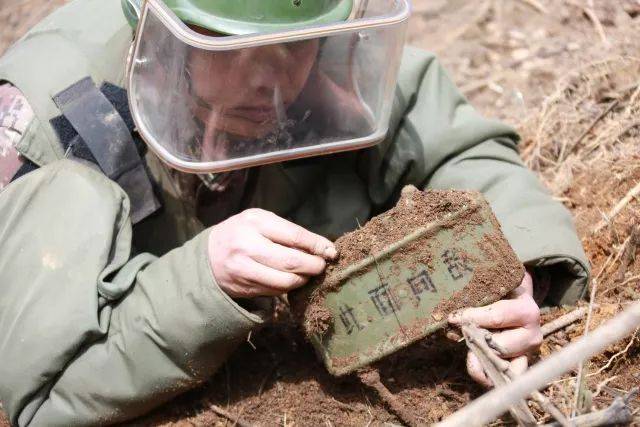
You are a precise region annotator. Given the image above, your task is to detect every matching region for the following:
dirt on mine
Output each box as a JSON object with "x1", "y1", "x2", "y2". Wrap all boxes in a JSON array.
[
  {"x1": 1, "y1": 0, "x2": 640, "y2": 426},
  {"x1": 290, "y1": 187, "x2": 524, "y2": 340}
]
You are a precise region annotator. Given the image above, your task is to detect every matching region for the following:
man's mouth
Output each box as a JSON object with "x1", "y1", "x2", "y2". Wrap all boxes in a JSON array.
[{"x1": 227, "y1": 106, "x2": 279, "y2": 124}]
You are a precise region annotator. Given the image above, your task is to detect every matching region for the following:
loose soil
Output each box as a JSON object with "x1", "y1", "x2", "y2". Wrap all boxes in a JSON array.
[{"x1": 1, "y1": 0, "x2": 639, "y2": 426}]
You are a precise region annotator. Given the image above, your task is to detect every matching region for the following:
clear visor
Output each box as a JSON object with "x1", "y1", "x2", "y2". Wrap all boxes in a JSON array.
[{"x1": 128, "y1": 0, "x2": 410, "y2": 173}]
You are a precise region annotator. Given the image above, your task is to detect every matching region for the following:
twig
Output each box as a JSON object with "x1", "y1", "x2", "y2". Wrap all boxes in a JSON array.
[
  {"x1": 592, "y1": 376, "x2": 619, "y2": 399},
  {"x1": 602, "y1": 236, "x2": 632, "y2": 281},
  {"x1": 617, "y1": 226, "x2": 640, "y2": 281},
  {"x1": 626, "y1": 80, "x2": 640, "y2": 112},
  {"x1": 587, "y1": 329, "x2": 639, "y2": 378},
  {"x1": 541, "y1": 388, "x2": 637, "y2": 427},
  {"x1": 434, "y1": 302, "x2": 640, "y2": 427},
  {"x1": 460, "y1": 73, "x2": 508, "y2": 95},
  {"x1": 594, "y1": 181, "x2": 640, "y2": 233},
  {"x1": 246, "y1": 331, "x2": 256, "y2": 350},
  {"x1": 209, "y1": 404, "x2": 253, "y2": 427},
  {"x1": 257, "y1": 363, "x2": 279, "y2": 396},
  {"x1": 542, "y1": 307, "x2": 588, "y2": 337},
  {"x1": 516, "y1": 0, "x2": 548, "y2": 14},
  {"x1": 603, "y1": 274, "x2": 640, "y2": 296},
  {"x1": 614, "y1": 121, "x2": 640, "y2": 141},
  {"x1": 595, "y1": 254, "x2": 614, "y2": 282},
  {"x1": 583, "y1": 6, "x2": 608, "y2": 44},
  {"x1": 440, "y1": 0, "x2": 492, "y2": 50},
  {"x1": 572, "y1": 281, "x2": 599, "y2": 417},
  {"x1": 463, "y1": 324, "x2": 569, "y2": 426},
  {"x1": 358, "y1": 369, "x2": 420, "y2": 427},
  {"x1": 566, "y1": 99, "x2": 620, "y2": 158},
  {"x1": 565, "y1": 0, "x2": 608, "y2": 44},
  {"x1": 462, "y1": 326, "x2": 538, "y2": 426}
]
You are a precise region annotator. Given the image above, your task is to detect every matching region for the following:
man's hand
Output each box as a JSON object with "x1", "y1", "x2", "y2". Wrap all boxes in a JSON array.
[
  {"x1": 208, "y1": 208, "x2": 337, "y2": 298},
  {"x1": 448, "y1": 270, "x2": 542, "y2": 387}
]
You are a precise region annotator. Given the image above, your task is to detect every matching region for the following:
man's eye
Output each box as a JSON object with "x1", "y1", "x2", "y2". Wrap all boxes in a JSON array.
[{"x1": 286, "y1": 40, "x2": 314, "y2": 51}]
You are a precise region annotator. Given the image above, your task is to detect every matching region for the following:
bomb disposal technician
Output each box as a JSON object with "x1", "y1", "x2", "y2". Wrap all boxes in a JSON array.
[{"x1": 0, "y1": 0, "x2": 590, "y2": 425}]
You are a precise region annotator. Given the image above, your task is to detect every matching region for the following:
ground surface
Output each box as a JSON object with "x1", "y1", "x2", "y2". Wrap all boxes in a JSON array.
[{"x1": 1, "y1": 0, "x2": 639, "y2": 426}]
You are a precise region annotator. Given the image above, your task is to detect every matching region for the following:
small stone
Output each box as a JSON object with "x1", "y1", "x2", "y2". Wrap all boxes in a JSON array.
[{"x1": 401, "y1": 185, "x2": 418, "y2": 195}]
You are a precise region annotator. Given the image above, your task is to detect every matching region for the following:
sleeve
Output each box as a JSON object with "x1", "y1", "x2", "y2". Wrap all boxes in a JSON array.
[
  {"x1": 359, "y1": 47, "x2": 590, "y2": 306},
  {"x1": 0, "y1": 159, "x2": 264, "y2": 427}
]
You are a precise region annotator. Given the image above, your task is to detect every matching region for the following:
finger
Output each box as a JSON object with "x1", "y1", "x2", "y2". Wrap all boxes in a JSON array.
[
  {"x1": 448, "y1": 297, "x2": 540, "y2": 329},
  {"x1": 467, "y1": 351, "x2": 492, "y2": 388},
  {"x1": 509, "y1": 270, "x2": 534, "y2": 299},
  {"x1": 509, "y1": 355, "x2": 529, "y2": 377},
  {"x1": 222, "y1": 279, "x2": 286, "y2": 299},
  {"x1": 446, "y1": 330, "x2": 463, "y2": 342},
  {"x1": 488, "y1": 327, "x2": 543, "y2": 358},
  {"x1": 249, "y1": 234, "x2": 327, "y2": 275},
  {"x1": 238, "y1": 257, "x2": 308, "y2": 293},
  {"x1": 246, "y1": 209, "x2": 337, "y2": 259}
]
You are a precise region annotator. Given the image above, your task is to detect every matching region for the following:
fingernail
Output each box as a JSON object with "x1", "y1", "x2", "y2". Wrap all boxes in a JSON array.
[
  {"x1": 446, "y1": 331, "x2": 463, "y2": 342},
  {"x1": 448, "y1": 311, "x2": 462, "y2": 324},
  {"x1": 324, "y1": 246, "x2": 338, "y2": 260}
]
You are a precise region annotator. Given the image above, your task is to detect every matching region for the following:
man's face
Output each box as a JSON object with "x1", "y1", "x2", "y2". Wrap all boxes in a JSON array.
[{"x1": 187, "y1": 26, "x2": 320, "y2": 148}]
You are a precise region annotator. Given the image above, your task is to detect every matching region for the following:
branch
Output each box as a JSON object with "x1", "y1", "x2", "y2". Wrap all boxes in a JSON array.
[
  {"x1": 435, "y1": 302, "x2": 640, "y2": 427},
  {"x1": 463, "y1": 324, "x2": 569, "y2": 427},
  {"x1": 358, "y1": 369, "x2": 421, "y2": 427},
  {"x1": 566, "y1": 0, "x2": 608, "y2": 44},
  {"x1": 517, "y1": 0, "x2": 549, "y2": 14},
  {"x1": 542, "y1": 388, "x2": 637, "y2": 427},
  {"x1": 209, "y1": 404, "x2": 253, "y2": 427},
  {"x1": 594, "y1": 180, "x2": 640, "y2": 233},
  {"x1": 542, "y1": 307, "x2": 588, "y2": 337}
]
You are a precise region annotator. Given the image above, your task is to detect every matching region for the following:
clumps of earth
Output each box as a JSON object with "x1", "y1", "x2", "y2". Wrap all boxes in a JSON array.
[{"x1": 290, "y1": 186, "x2": 525, "y2": 341}]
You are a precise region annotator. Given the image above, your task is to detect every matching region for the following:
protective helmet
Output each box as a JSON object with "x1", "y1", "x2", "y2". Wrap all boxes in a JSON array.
[
  {"x1": 125, "y1": 0, "x2": 411, "y2": 173},
  {"x1": 123, "y1": 0, "x2": 355, "y2": 35}
]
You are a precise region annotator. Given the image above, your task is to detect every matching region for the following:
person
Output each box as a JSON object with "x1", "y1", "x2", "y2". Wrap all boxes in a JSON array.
[{"x1": 0, "y1": 0, "x2": 590, "y2": 425}]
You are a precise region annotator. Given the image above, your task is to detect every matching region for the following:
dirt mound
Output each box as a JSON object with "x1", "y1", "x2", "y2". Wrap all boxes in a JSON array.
[{"x1": 140, "y1": 317, "x2": 482, "y2": 426}]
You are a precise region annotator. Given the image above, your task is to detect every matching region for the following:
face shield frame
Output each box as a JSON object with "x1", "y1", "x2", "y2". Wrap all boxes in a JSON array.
[{"x1": 127, "y1": 0, "x2": 411, "y2": 174}]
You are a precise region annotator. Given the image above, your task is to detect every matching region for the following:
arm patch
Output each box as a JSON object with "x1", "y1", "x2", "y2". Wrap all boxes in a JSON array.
[{"x1": 0, "y1": 83, "x2": 34, "y2": 189}]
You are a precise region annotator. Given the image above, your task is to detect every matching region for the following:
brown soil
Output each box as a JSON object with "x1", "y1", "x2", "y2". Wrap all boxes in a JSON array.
[
  {"x1": 318, "y1": 187, "x2": 475, "y2": 273},
  {"x1": 1, "y1": 1, "x2": 640, "y2": 426}
]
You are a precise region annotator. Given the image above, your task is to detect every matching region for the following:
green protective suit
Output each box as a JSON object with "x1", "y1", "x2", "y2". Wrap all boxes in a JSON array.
[{"x1": 0, "y1": 0, "x2": 590, "y2": 425}]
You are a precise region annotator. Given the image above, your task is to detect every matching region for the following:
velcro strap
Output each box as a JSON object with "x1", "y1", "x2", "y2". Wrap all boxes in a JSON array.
[{"x1": 53, "y1": 77, "x2": 160, "y2": 223}]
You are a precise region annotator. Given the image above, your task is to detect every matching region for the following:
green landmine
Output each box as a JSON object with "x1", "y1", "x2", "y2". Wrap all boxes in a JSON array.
[{"x1": 290, "y1": 186, "x2": 525, "y2": 376}]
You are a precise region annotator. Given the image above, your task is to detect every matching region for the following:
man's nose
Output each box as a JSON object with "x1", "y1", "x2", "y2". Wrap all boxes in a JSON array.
[{"x1": 243, "y1": 45, "x2": 293, "y2": 92}]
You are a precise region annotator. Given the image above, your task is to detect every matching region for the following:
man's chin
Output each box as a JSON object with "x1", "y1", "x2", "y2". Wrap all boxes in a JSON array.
[
  {"x1": 201, "y1": 119, "x2": 281, "y2": 161},
  {"x1": 214, "y1": 117, "x2": 278, "y2": 140}
]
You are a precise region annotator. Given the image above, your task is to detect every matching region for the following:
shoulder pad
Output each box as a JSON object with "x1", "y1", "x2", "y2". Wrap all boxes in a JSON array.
[{"x1": 0, "y1": 83, "x2": 33, "y2": 189}]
